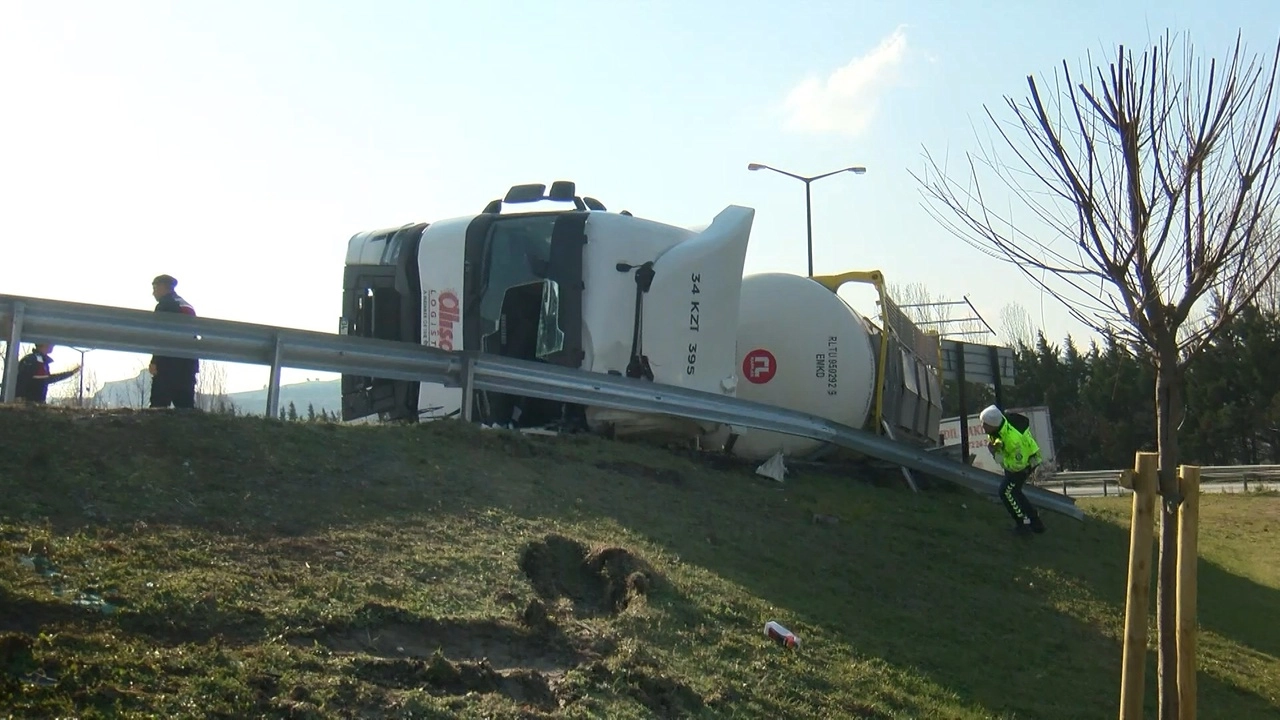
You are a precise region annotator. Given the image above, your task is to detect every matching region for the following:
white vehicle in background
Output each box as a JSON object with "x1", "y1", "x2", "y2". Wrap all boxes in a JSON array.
[
  {"x1": 939, "y1": 405, "x2": 1058, "y2": 477},
  {"x1": 339, "y1": 181, "x2": 945, "y2": 461}
]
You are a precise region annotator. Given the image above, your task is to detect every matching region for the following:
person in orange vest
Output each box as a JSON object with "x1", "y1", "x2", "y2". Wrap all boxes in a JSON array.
[{"x1": 14, "y1": 343, "x2": 80, "y2": 403}]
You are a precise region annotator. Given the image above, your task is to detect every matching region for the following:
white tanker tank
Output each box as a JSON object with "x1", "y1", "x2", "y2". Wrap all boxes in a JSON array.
[{"x1": 703, "y1": 273, "x2": 881, "y2": 459}]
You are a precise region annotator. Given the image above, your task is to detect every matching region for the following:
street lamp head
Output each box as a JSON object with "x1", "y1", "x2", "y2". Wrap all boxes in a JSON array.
[
  {"x1": 849, "y1": 166, "x2": 867, "y2": 175},
  {"x1": 747, "y1": 163, "x2": 765, "y2": 171}
]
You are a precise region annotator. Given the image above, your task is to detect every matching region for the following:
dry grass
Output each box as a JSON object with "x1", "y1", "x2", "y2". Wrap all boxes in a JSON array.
[{"x1": 1, "y1": 405, "x2": 1276, "y2": 718}]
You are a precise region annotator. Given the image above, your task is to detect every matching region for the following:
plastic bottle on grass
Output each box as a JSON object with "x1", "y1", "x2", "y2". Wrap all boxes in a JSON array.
[{"x1": 764, "y1": 621, "x2": 799, "y2": 647}]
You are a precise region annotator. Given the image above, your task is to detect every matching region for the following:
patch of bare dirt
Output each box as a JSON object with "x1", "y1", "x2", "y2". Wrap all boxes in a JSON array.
[
  {"x1": 261, "y1": 535, "x2": 341, "y2": 559},
  {"x1": 567, "y1": 660, "x2": 704, "y2": 720},
  {"x1": 115, "y1": 599, "x2": 269, "y2": 647},
  {"x1": 519, "y1": 534, "x2": 655, "y2": 616},
  {"x1": 594, "y1": 460, "x2": 685, "y2": 486},
  {"x1": 0, "y1": 593, "x2": 88, "y2": 637},
  {"x1": 295, "y1": 601, "x2": 580, "y2": 714},
  {"x1": 351, "y1": 653, "x2": 559, "y2": 711},
  {"x1": 299, "y1": 603, "x2": 582, "y2": 674},
  {"x1": 841, "y1": 701, "x2": 896, "y2": 718}
]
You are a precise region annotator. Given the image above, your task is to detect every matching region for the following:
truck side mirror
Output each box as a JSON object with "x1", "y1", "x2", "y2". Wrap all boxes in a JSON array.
[{"x1": 548, "y1": 181, "x2": 576, "y2": 201}]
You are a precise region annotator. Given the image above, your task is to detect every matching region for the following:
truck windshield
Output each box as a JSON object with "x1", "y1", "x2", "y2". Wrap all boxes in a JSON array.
[{"x1": 477, "y1": 214, "x2": 558, "y2": 342}]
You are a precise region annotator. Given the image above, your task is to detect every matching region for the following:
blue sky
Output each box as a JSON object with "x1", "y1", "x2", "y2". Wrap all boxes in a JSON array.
[{"x1": 2, "y1": 0, "x2": 1276, "y2": 394}]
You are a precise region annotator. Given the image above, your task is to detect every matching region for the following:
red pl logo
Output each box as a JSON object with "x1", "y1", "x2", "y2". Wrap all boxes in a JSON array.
[{"x1": 743, "y1": 348, "x2": 777, "y2": 384}]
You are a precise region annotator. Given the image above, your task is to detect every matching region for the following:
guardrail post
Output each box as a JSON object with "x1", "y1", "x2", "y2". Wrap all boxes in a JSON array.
[
  {"x1": 955, "y1": 341, "x2": 970, "y2": 466},
  {"x1": 2, "y1": 301, "x2": 25, "y2": 403},
  {"x1": 460, "y1": 353, "x2": 476, "y2": 423},
  {"x1": 1177, "y1": 465, "x2": 1201, "y2": 720},
  {"x1": 1119, "y1": 451, "x2": 1159, "y2": 720},
  {"x1": 266, "y1": 335, "x2": 283, "y2": 419}
]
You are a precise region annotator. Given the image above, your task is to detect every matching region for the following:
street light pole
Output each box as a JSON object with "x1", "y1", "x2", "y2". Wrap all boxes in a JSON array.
[
  {"x1": 804, "y1": 180, "x2": 815, "y2": 279},
  {"x1": 69, "y1": 346, "x2": 91, "y2": 406},
  {"x1": 747, "y1": 162, "x2": 867, "y2": 278}
]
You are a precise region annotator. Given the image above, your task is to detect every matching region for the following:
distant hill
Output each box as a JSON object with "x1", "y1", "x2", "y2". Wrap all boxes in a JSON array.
[
  {"x1": 225, "y1": 379, "x2": 340, "y2": 417},
  {"x1": 92, "y1": 372, "x2": 340, "y2": 417},
  {"x1": 92, "y1": 370, "x2": 154, "y2": 409}
]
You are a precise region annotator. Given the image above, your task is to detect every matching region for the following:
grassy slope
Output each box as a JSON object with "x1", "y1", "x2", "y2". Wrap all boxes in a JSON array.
[{"x1": 0, "y1": 406, "x2": 1276, "y2": 719}]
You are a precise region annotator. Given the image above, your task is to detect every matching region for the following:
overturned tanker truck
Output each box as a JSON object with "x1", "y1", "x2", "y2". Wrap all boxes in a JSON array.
[{"x1": 338, "y1": 181, "x2": 945, "y2": 462}]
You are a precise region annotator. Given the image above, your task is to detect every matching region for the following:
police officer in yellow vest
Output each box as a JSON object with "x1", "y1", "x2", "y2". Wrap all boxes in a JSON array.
[{"x1": 981, "y1": 405, "x2": 1046, "y2": 536}]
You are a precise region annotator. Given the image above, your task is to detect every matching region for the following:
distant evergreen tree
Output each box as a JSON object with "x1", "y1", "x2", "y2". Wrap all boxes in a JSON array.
[
  {"x1": 960, "y1": 303, "x2": 1280, "y2": 469},
  {"x1": 287, "y1": 402, "x2": 298, "y2": 422}
]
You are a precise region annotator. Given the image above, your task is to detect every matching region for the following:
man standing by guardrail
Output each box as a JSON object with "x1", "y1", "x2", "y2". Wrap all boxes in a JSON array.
[{"x1": 148, "y1": 275, "x2": 199, "y2": 410}]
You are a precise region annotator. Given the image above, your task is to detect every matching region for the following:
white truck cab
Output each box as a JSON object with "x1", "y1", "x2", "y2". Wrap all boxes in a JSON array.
[{"x1": 340, "y1": 181, "x2": 753, "y2": 437}]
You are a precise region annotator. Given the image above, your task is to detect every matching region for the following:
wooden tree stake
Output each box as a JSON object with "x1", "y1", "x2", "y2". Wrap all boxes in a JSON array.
[
  {"x1": 1120, "y1": 451, "x2": 1159, "y2": 720},
  {"x1": 1176, "y1": 465, "x2": 1201, "y2": 719}
]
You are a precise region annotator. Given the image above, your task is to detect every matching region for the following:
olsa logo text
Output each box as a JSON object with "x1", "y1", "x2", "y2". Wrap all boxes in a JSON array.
[{"x1": 424, "y1": 289, "x2": 460, "y2": 351}]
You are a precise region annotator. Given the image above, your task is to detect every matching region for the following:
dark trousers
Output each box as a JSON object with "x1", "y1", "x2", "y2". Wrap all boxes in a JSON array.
[
  {"x1": 150, "y1": 372, "x2": 196, "y2": 409},
  {"x1": 999, "y1": 466, "x2": 1041, "y2": 525}
]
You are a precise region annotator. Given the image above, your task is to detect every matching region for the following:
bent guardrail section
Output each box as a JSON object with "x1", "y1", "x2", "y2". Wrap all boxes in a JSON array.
[{"x1": 1, "y1": 293, "x2": 1084, "y2": 520}]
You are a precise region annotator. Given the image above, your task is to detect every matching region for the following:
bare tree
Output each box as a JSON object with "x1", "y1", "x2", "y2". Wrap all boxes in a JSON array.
[
  {"x1": 916, "y1": 31, "x2": 1280, "y2": 718},
  {"x1": 127, "y1": 363, "x2": 151, "y2": 409},
  {"x1": 1247, "y1": 215, "x2": 1280, "y2": 314},
  {"x1": 82, "y1": 368, "x2": 106, "y2": 408},
  {"x1": 195, "y1": 361, "x2": 234, "y2": 413},
  {"x1": 887, "y1": 282, "x2": 991, "y2": 340},
  {"x1": 889, "y1": 282, "x2": 951, "y2": 327},
  {"x1": 49, "y1": 366, "x2": 104, "y2": 408},
  {"x1": 999, "y1": 302, "x2": 1039, "y2": 349}
]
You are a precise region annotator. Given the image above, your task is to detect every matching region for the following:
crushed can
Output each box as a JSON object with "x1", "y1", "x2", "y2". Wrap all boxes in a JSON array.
[{"x1": 764, "y1": 620, "x2": 800, "y2": 647}]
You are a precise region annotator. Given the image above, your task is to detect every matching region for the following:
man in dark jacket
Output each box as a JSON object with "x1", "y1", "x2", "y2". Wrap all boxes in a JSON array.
[
  {"x1": 14, "y1": 343, "x2": 80, "y2": 403},
  {"x1": 148, "y1": 274, "x2": 200, "y2": 409}
]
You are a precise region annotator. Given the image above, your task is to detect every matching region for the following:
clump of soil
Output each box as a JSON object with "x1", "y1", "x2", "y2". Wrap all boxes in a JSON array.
[
  {"x1": 0, "y1": 633, "x2": 37, "y2": 697},
  {"x1": 0, "y1": 633, "x2": 36, "y2": 676},
  {"x1": 519, "y1": 534, "x2": 655, "y2": 615},
  {"x1": 521, "y1": 598, "x2": 554, "y2": 633}
]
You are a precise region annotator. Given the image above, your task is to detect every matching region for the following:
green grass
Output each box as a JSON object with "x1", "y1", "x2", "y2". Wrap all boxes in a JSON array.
[{"x1": 1, "y1": 405, "x2": 1277, "y2": 719}]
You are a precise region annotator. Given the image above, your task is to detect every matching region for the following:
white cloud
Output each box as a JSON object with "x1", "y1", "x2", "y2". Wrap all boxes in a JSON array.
[{"x1": 783, "y1": 26, "x2": 909, "y2": 136}]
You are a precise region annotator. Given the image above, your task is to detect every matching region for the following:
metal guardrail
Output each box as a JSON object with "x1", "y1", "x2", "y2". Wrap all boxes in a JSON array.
[
  {"x1": 1051, "y1": 466, "x2": 1280, "y2": 486},
  {"x1": 0, "y1": 293, "x2": 1085, "y2": 520},
  {"x1": 1034, "y1": 466, "x2": 1280, "y2": 500},
  {"x1": 1043, "y1": 477, "x2": 1278, "y2": 499}
]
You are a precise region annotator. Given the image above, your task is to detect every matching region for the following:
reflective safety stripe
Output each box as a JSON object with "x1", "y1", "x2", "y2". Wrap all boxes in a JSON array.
[{"x1": 1003, "y1": 482, "x2": 1026, "y2": 519}]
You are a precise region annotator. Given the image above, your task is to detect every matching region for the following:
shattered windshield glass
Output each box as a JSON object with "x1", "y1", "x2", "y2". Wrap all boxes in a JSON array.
[{"x1": 478, "y1": 215, "x2": 558, "y2": 342}]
